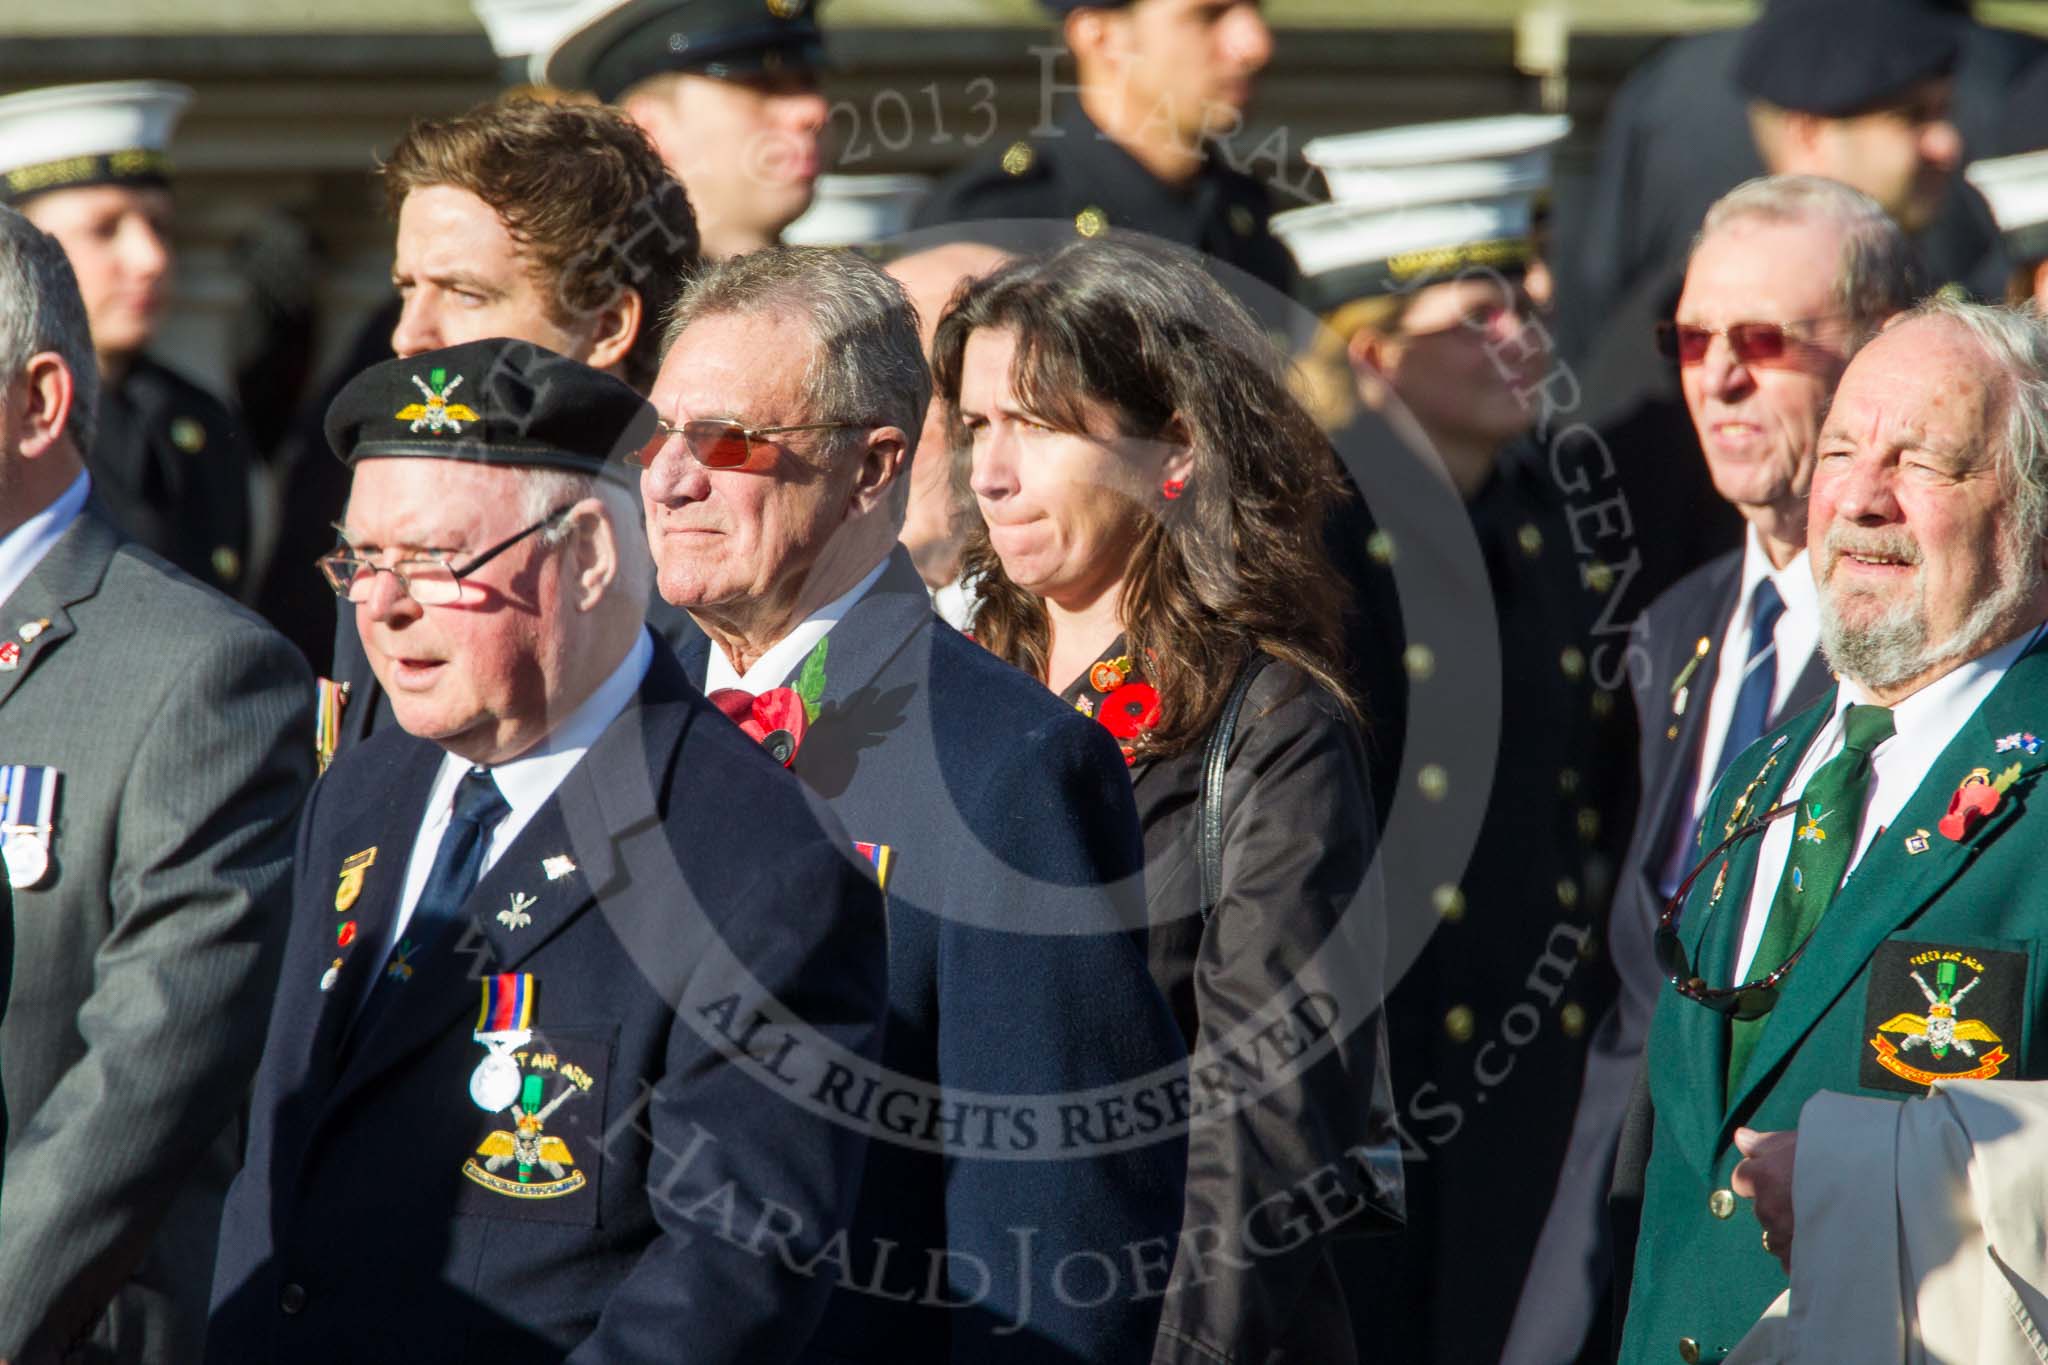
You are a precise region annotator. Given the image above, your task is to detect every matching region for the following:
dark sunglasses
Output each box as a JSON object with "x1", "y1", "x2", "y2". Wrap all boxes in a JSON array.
[
  {"x1": 1653, "y1": 800, "x2": 1813, "y2": 1020},
  {"x1": 1653, "y1": 318, "x2": 1845, "y2": 367},
  {"x1": 632, "y1": 417, "x2": 867, "y2": 472}
]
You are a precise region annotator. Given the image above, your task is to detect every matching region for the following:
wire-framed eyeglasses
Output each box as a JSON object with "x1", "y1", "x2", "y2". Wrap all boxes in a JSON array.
[
  {"x1": 317, "y1": 504, "x2": 575, "y2": 607},
  {"x1": 1653, "y1": 800, "x2": 1816, "y2": 1020}
]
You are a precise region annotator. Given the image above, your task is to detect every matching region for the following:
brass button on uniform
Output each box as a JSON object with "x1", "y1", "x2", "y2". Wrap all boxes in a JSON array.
[
  {"x1": 1444, "y1": 1005, "x2": 1475, "y2": 1043},
  {"x1": 1559, "y1": 646, "x2": 1586, "y2": 681},
  {"x1": 1583, "y1": 560, "x2": 1616, "y2": 593},
  {"x1": 1577, "y1": 806, "x2": 1601, "y2": 842},
  {"x1": 1367, "y1": 529, "x2": 1396, "y2": 565},
  {"x1": 280, "y1": 1282, "x2": 307, "y2": 1315},
  {"x1": 1432, "y1": 883, "x2": 1466, "y2": 923},
  {"x1": 1075, "y1": 206, "x2": 1108, "y2": 238},
  {"x1": 1666, "y1": 723, "x2": 1681, "y2": 740},
  {"x1": 1001, "y1": 140, "x2": 1034, "y2": 176},
  {"x1": 1678, "y1": 1337, "x2": 1702, "y2": 1364},
  {"x1": 1418, "y1": 764, "x2": 1448, "y2": 802},
  {"x1": 1708, "y1": 1188, "x2": 1737, "y2": 1219},
  {"x1": 1592, "y1": 689, "x2": 1617, "y2": 719},
  {"x1": 1555, "y1": 877, "x2": 1579, "y2": 909},
  {"x1": 212, "y1": 545, "x2": 242, "y2": 583},
  {"x1": 1517, "y1": 523, "x2": 1544, "y2": 556},
  {"x1": 1557, "y1": 767, "x2": 1581, "y2": 796},
  {"x1": 1561, "y1": 1002, "x2": 1586, "y2": 1037},
  {"x1": 170, "y1": 416, "x2": 206, "y2": 453},
  {"x1": 1403, "y1": 643, "x2": 1435, "y2": 681},
  {"x1": 1227, "y1": 203, "x2": 1255, "y2": 236}
]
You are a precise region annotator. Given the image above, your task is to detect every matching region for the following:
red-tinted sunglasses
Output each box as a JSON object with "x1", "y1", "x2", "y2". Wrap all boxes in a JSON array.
[
  {"x1": 632, "y1": 417, "x2": 867, "y2": 472},
  {"x1": 1653, "y1": 317, "x2": 1845, "y2": 367}
]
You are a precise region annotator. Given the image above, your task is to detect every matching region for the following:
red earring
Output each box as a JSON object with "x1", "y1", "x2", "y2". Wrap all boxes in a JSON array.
[{"x1": 1161, "y1": 479, "x2": 1186, "y2": 500}]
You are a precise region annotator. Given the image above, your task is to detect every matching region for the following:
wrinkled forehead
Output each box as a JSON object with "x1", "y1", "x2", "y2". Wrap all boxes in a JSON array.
[
  {"x1": 655, "y1": 308, "x2": 817, "y2": 422},
  {"x1": 341, "y1": 457, "x2": 525, "y2": 546},
  {"x1": 1827, "y1": 317, "x2": 2008, "y2": 446}
]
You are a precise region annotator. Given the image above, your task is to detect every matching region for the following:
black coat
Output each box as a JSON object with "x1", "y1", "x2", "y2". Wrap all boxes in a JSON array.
[
  {"x1": 88, "y1": 356, "x2": 255, "y2": 599},
  {"x1": 1333, "y1": 445, "x2": 1637, "y2": 1365},
  {"x1": 207, "y1": 641, "x2": 892, "y2": 1363},
  {"x1": 1063, "y1": 649, "x2": 1397, "y2": 1365},
  {"x1": 677, "y1": 549, "x2": 1191, "y2": 1364}
]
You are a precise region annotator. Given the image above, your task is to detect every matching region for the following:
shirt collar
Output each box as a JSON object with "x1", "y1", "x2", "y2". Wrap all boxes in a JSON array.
[
  {"x1": 705, "y1": 556, "x2": 889, "y2": 695},
  {"x1": 1738, "y1": 523, "x2": 1819, "y2": 626},
  {"x1": 0, "y1": 471, "x2": 90, "y2": 613},
  {"x1": 1835, "y1": 619, "x2": 2048, "y2": 735},
  {"x1": 428, "y1": 627, "x2": 654, "y2": 824}
]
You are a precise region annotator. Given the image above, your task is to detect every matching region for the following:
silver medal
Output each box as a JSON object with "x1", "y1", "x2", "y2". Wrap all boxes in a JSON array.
[
  {"x1": 470, "y1": 1050, "x2": 522, "y2": 1112},
  {"x1": 4, "y1": 834, "x2": 49, "y2": 889}
]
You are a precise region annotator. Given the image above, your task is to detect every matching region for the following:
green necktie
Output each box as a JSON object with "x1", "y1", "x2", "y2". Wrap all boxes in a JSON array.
[{"x1": 1726, "y1": 702, "x2": 1896, "y2": 1099}]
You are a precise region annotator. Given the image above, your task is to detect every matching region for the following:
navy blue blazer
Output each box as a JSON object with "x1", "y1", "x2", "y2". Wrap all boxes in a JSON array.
[
  {"x1": 207, "y1": 640, "x2": 891, "y2": 1364},
  {"x1": 678, "y1": 547, "x2": 1189, "y2": 1365}
]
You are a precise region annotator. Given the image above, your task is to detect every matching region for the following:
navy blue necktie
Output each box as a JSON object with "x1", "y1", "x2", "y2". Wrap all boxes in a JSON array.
[
  {"x1": 1708, "y1": 578, "x2": 1785, "y2": 787},
  {"x1": 348, "y1": 767, "x2": 510, "y2": 1050}
]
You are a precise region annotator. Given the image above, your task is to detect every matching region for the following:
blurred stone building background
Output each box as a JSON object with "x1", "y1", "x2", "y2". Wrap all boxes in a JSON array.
[{"x1": 2, "y1": 0, "x2": 2043, "y2": 426}]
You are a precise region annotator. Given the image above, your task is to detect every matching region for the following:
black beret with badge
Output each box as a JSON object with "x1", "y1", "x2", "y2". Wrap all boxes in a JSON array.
[
  {"x1": 1733, "y1": 0, "x2": 1963, "y2": 118},
  {"x1": 325, "y1": 337, "x2": 658, "y2": 484},
  {"x1": 539, "y1": 0, "x2": 824, "y2": 102},
  {"x1": 1036, "y1": 0, "x2": 1133, "y2": 12},
  {"x1": 0, "y1": 80, "x2": 191, "y2": 207}
]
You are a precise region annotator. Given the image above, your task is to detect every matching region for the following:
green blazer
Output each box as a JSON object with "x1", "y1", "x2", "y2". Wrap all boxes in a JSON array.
[{"x1": 1622, "y1": 637, "x2": 2048, "y2": 1364}]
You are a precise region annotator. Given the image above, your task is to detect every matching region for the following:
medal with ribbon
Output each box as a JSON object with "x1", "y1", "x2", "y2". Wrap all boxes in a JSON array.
[
  {"x1": 0, "y1": 764, "x2": 58, "y2": 889},
  {"x1": 471, "y1": 973, "x2": 536, "y2": 1113}
]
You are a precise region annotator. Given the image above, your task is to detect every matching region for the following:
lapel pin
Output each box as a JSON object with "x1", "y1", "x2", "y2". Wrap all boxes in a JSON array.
[
  {"x1": 1995, "y1": 732, "x2": 2042, "y2": 755},
  {"x1": 0, "y1": 641, "x2": 19, "y2": 671},
  {"x1": 1905, "y1": 829, "x2": 1932, "y2": 856},
  {"x1": 320, "y1": 957, "x2": 343, "y2": 992},
  {"x1": 1673, "y1": 685, "x2": 1690, "y2": 717},
  {"x1": 542, "y1": 854, "x2": 576, "y2": 881},
  {"x1": 335, "y1": 847, "x2": 376, "y2": 911},
  {"x1": 498, "y1": 891, "x2": 537, "y2": 931},
  {"x1": 17, "y1": 618, "x2": 48, "y2": 643}
]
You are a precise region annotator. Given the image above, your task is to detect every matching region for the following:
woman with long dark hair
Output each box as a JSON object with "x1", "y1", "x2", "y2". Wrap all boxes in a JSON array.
[{"x1": 933, "y1": 240, "x2": 1399, "y2": 1365}]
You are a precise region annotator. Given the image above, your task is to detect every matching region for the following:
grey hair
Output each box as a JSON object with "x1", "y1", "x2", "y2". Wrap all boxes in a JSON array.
[
  {"x1": 1695, "y1": 174, "x2": 1926, "y2": 348},
  {"x1": 1901, "y1": 294, "x2": 2048, "y2": 553},
  {"x1": 516, "y1": 467, "x2": 653, "y2": 611},
  {"x1": 0, "y1": 206, "x2": 99, "y2": 454},
  {"x1": 660, "y1": 245, "x2": 931, "y2": 487}
]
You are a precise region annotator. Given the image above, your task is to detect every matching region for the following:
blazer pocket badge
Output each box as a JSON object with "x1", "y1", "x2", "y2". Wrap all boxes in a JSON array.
[
  {"x1": 1861, "y1": 940, "x2": 2026, "y2": 1093},
  {"x1": 0, "y1": 764, "x2": 58, "y2": 889}
]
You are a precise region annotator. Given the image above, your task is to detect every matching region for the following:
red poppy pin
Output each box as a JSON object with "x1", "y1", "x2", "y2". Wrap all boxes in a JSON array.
[
  {"x1": 709, "y1": 686, "x2": 810, "y2": 767},
  {"x1": 1939, "y1": 763, "x2": 2021, "y2": 842},
  {"x1": 1097, "y1": 680, "x2": 1161, "y2": 742}
]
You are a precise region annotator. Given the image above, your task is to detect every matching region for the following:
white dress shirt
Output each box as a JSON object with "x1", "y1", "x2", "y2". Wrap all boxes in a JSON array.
[
  {"x1": 0, "y1": 472, "x2": 89, "y2": 612},
  {"x1": 1731, "y1": 622, "x2": 2045, "y2": 979},
  {"x1": 704, "y1": 557, "x2": 888, "y2": 693},
  {"x1": 1686, "y1": 527, "x2": 1824, "y2": 820},
  {"x1": 372, "y1": 629, "x2": 654, "y2": 973}
]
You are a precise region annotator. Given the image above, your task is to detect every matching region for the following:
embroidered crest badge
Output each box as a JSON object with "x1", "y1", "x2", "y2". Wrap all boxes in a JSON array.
[
  {"x1": 1861, "y1": 942, "x2": 2026, "y2": 1092},
  {"x1": 393, "y1": 368, "x2": 481, "y2": 434}
]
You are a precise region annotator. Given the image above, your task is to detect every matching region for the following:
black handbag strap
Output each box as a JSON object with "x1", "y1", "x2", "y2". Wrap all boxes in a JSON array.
[{"x1": 1197, "y1": 653, "x2": 1272, "y2": 922}]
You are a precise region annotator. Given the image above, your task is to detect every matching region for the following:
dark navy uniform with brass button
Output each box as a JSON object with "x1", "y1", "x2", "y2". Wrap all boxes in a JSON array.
[{"x1": 913, "y1": 96, "x2": 1297, "y2": 296}]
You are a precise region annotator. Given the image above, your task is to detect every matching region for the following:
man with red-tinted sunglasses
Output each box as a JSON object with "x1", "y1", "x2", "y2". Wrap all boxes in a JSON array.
[{"x1": 1505, "y1": 175, "x2": 1922, "y2": 1365}]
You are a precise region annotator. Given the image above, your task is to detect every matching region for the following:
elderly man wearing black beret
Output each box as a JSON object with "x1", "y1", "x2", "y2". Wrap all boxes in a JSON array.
[{"x1": 206, "y1": 337, "x2": 891, "y2": 1365}]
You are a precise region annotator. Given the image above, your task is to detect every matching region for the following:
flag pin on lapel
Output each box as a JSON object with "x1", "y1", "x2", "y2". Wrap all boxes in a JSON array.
[
  {"x1": 18, "y1": 618, "x2": 48, "y2": 642},
  {"x1": 0, "y1": 641, "x2": 18, "y2": 671},
  {"x1": 1905, "y1": 828, "x2": 1932, "y2": 856},
  {"x1": 498, "y1": 891, "x2": 537, "y2": 931},
  {"x1": 1995, "y1": 732, "x2": 2042, "y2": 755},
  {"x1": 542, "y1": 854, "x2": 576, "y2": 881}
]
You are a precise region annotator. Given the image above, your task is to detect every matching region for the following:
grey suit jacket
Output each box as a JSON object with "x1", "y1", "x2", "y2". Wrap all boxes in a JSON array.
[{"x1": 0, "y1": 505, "x2": 312, "y2": 1364}]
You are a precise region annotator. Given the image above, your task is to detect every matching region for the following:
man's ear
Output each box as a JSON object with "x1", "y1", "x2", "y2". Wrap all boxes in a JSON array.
[
  {"x1": 567, "y1": 498, "x2": 620, "y2": 611},
  {"x1": 585, "y1": 288, "x2": 644, "y2": 377},
  {"x1": 849, "y1": 426, "x2": 910, "y2": 520},
  {"x1": 14, "y1": 353, "x2": 75, "y2": 460}
]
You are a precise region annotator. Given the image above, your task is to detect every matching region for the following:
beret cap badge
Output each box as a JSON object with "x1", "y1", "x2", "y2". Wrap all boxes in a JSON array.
[{"x1": 395, "y1": 368, "x2": 481, "y2": 435}]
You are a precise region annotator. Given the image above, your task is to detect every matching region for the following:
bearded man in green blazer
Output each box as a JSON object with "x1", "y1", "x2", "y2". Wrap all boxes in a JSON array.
[{"x1": 1618, "y1": 294, "x2": 2048, "y2": 1364}]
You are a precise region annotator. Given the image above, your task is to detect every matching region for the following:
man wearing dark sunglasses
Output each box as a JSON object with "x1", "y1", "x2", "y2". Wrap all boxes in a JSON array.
[
  {"x1": 209, "y1": 336, "x2": 890, "y2": 1363},
  {"x1": 1616, "y1": 294, "x2": 2048, "y2": 1363},
  {"x1": 1507, "y1": 176, "x2": 1921, "y2": 1365},
  {"x1": 642, "y1": 247, "x2": 1186, "y2": 1363}
]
